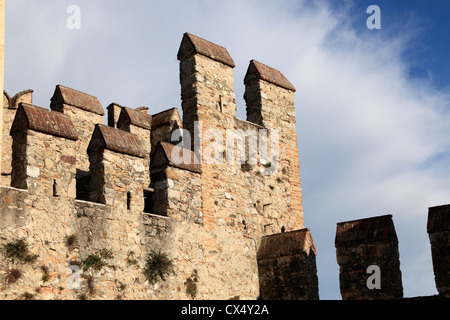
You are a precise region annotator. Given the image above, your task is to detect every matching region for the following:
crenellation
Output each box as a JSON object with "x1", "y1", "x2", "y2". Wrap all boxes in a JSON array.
[
  {"x1": 427, "y1": 205, "x2": 450, "y2": 298},
  {"x1": 151, "y1": 142, "x2": 202, "y2": 223},
  {"x1": 117, "y1": 107, "x2": 152, "y2": 186},
  {"x1": 1, "y1": 90, "x2": 33, "y2": 185},
  {"x1": 151, "y1": 108, "x2": 183, "y2": 156},
  {"x1": 87, "y1": 124, "x2": 147, "y2": 207},
  {"x1": 0, "y1": 32, "x2": 315, "y2": 301},
  {"x1": 1, "y1": 32, "x2": 444, "y2": 301},
  {"x1": 257, "y1": 229, "x2": 318, "y2": 300},
  {"x1": 9, "y1": 103, "x2": 78, "y2": 197},
  {"x1": 176, "y1": 32, "x2": 310, "y2": 299},
  {"x1": 107, "y1": 102, "x2": 124, "y2": 128},
  {"x1": 50, "y1": 85, "x2": 105, "y2": 178},
  {"x1": 335, "y1": 215, "x2": 404, "y2": 300}
]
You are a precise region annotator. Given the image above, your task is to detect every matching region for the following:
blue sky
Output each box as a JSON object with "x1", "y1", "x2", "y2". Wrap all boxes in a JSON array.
[
  {"x1": 4, "y1": 1, "x2": 450, "y2": 300},
  {"x1": 344, "y1": 0, "x2": 450, "y2": 89}
]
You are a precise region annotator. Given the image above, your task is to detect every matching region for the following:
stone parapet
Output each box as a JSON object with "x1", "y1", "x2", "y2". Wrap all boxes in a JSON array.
[
  {"x1": 0, "y1": 32, "x2": 312, "y2": 301},
  {"x1": 427, "y1": 205, "x2": 450, "y2": 298},
  {"x1": 335, "y1": 215, "x2": 403, "y2": 300},
  {"x1": 257, "y1": 229, "x2": 319, "y2": 300}
]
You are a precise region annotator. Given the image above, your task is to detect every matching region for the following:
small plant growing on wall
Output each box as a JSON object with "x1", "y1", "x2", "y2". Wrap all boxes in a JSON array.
[
  {"x1": 184, "y1": 269, "x2": 199, "y2": 299},
  {"x1": 84, "y1": 274, "x2": 96, "y2": 295},
  {"x1": 83, "y1": 254, "x2": 105, "y2": 271},
  {"x1": 64, "y1": 235, "x2": 78, "y2": 251},
  {"x1": 20, "y1": 292, "x2": 35, "y2": 300},
  {"x1": 5, "y1": 268, "x2": 22, "y2": 284},
  {"x1": 41, "y1": 265, "x2": 50, "y2": 283},
  {"x1": 2, "y1": 239, "x2": 37, "y2": 264},
  {"x1": 83, "y1": 248, "x2": 114, "y2": 271},
  {"x1": 126, "y1": 251, "x2": 138, "y2": 266},
  {"x1": 143, "y1": 251, "x2": 174, "y2": 285}
]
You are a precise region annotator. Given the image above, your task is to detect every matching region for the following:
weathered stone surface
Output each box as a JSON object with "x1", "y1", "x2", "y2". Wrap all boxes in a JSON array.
[
  {"x1": 118, "y1": 107, "x2": 152, "y2": 131},
  {"x1": 427, "y1": 205, "x2": 450, "y2": 298},
  {"x1": 11, "y1": 103, "x2": 78, "y2": 141},
  {"x1": 0, "y1": 32, "x2": 312, "y2": 301},
  {"x1": 151, "y1": 108, "x2": 183, "y2": 156},
  {"x1": 51, "y1": 85, "x2": 104, "y2": 116},
  {"x1": 257, "y1": 229, "x2": 318, "y2": 300},
  {"x1": 88, "y1": 124, "x2": 146, "y2": 159},
  {"x1": 178, "y1": 32, "x2": 305, "y2": 299},
  {"x1": 178, "y1": 32, "x2": 235, "y2": 68},
  {"x1": 335, "y1": 215, "x2": 403, "y2": 300},
  {"x1": 244, "y1": 60, "x2": 296, "y2": 92}
]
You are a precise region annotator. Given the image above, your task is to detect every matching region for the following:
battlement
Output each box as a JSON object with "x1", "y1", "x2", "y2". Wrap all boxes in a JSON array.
[
  {"x1": 1, "y1": 31, "x2": 447, "y2": 302},
  {"x1": 0, "y1": 32, "x2": 315, "y2": 300},
  {"x1": 50, "y1": 84, "x2": 104, "y2": 116},
  {"x1": 335, "y1": 210, "x2": 450, "y2": 300},
  {"x1": 88, "y1": 124, "x2": 146, "y2": 159},
  {"x1": 11, "y1": 103, "x2": 78, "y2": 141},
  {"x1": 335, "y1": 215, "x2": 403, "y2": 300}
]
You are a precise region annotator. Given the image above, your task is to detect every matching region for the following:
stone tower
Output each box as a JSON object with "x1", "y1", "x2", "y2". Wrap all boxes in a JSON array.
[
  {"x1": 0, "y1": 0, "x2": 5, "y2": 176},
  {"x1": 177, "y1": 32, "x2": 315, "y2": 299},
  {"x1": 0, "y1": 31, "x2": 319, "y2": 300}
]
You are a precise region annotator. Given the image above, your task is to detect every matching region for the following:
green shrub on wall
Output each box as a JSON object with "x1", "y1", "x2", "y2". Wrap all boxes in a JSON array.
[{"x1": 143, "y1": 251, "x2": 174, "y2": 285}]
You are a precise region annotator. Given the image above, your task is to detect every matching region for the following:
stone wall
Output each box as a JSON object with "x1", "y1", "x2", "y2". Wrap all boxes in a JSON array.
[
  {"x1": 177, "y1": 32, "x2": 307, "y2": 299},
  {"x1": 10, "y1": 104, "x2": 78, "y2": 196},
  {"x1": 427, "y1": 205, "x2": 450, "y2": 298},
  {"x1": 0, "y1": 123, "x2": 80, "y2": 300},
  {"x1": 1, "y1": 90, "x2": 33, "y2": 185},
  {"x1": 117, "y1": 107, "x2": 152, "y2": 187},
  {"x1": 87, "y1": 124, "x2": 147, "y2": 206},
  {"x1": 1, "y1": 31, "x2": 448, "y2": 301},
  {"x1": 50, "y1": 85, "x2": 104, "y2": 176},
  {"x1": 151, "y1": 108, "x2": 182, "y2": 156},
  {"x1": 257, "y1": 229, "x2": 319, "y2": 300},
  {"x1": 335, "y1": 215, "x2": 403, "y2": 300},
  {"x1": 0, "y1": 32, "x2": 316, "y2": 300}
]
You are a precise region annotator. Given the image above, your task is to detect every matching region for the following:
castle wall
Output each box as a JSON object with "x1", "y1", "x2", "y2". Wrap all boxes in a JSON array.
[
  {"x1": 87, "y1": 124, "x2": 147, "y2": 207},
  {"x1": 11, "y1": 130, "x2": 77, "y2": 197},
  {"x1": 143, "y1": 165, "x2": 207, "y2": 299},
  {"x1": 1, "y1": 90, "x2": 33, "y2": 185},
  {"x1": 107, "y1": 103, "x2": 123, "y2": 129},
  {"x1": 102, "y1": 149, "x2": 146, "y2": 208},
  {"x1": 0, "y1": 33, "x2": 317, "y2": 301},
  {"x1": 50, "y1": 86, "x2": 105, "y2": 190},
  {"x1": 61, "y1": 104, "x2": 104, "y2": 173},
  {"x1": 151, "y1": 108, "x2": 182, "y2": 156},
  {"x1": 1, "y1": 123, "x2": 150, "y2": 300},
  {"x1": 427, "y1": 205, "x2": 450, "y2": 298},
  {"x1": 117, "y1": 108, "x2": 152, "y2": 187},
  {"x1": 335, "y1": 215, "x2": 403, "y2": 300},
  {"x1": 257, "y1": 229, "x2": 318, "y2": 300},
  {"x1": 244, "y1": 61, "x2": 304, "y2": 229},
  {"x1": 178, "y1": 33, "x2": 306, "y2": 299},
  {"x1": 1, "y1": 117, "x2": 81, "y2": 299},
  {"x1": 1, "y1": 31, "x2": 448, "y2": 301}
]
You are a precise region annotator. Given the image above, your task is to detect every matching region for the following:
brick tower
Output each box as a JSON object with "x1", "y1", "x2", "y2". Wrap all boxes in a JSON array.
[{"x1": 0, "y1": 0, "x2": 5, "y2": 177}]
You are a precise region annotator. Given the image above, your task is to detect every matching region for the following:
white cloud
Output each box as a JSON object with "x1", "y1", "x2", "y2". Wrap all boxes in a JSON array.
[{"x1": 4, "y1": 0, "x2": 450, "y2": 299}]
